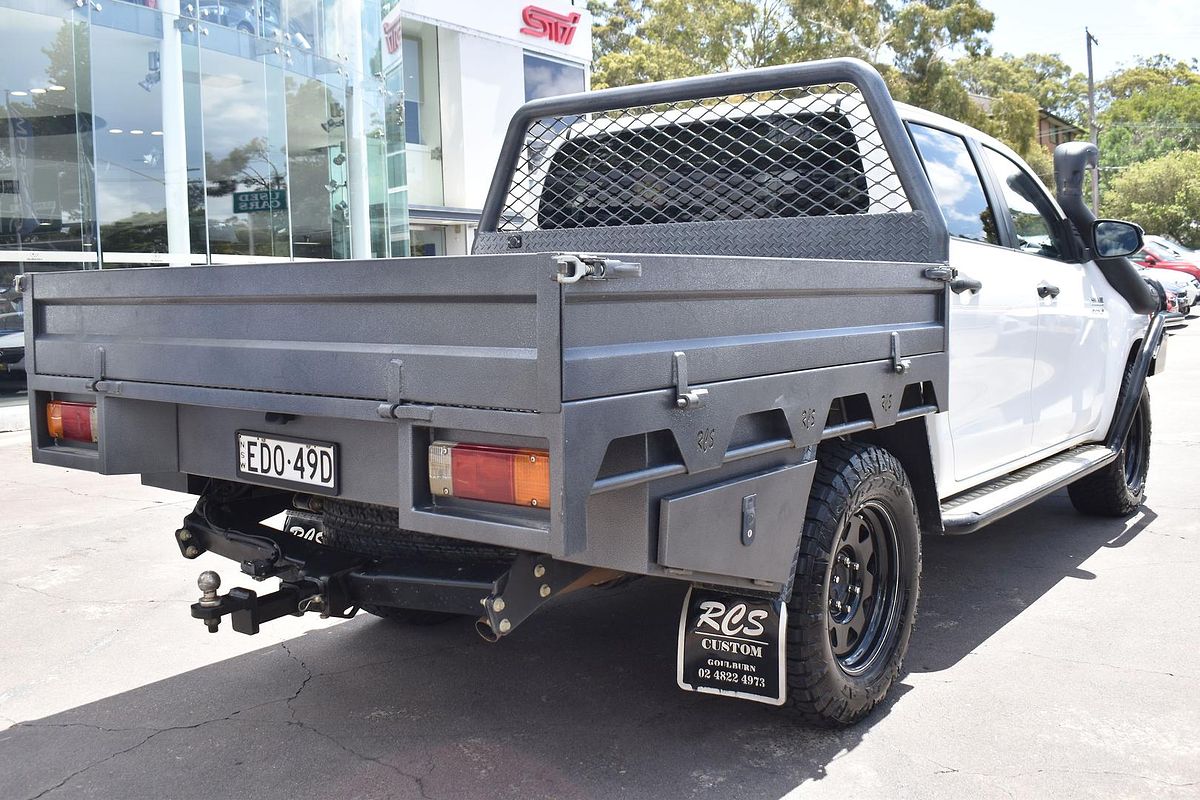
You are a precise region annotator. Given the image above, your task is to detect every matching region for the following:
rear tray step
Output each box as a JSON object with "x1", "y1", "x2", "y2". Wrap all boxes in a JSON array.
[{"x1": 941, "y1": 444, "x2": 1116, "y2": 534}]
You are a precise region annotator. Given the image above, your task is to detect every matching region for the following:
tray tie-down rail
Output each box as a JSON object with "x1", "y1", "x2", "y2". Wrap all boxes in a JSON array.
[{"x1": 176, "y1": 496, "x2": 592, "y2": 639}]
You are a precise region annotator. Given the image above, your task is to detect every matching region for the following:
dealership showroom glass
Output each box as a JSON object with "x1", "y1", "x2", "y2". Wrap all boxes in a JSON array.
[{"x1": 0, "y1": 0, "x2": 590, "y2": 301}]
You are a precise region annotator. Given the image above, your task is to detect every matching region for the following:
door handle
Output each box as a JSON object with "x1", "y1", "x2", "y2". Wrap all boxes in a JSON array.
[
  {"x1": 1037, "y1": 282, "x2": 1061, "y2": 299},
  {"x1": 950, "y1": 275, "x2": 983, "y2": 294}
]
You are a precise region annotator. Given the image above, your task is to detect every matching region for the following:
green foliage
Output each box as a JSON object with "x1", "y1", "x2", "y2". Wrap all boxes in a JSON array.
[
  {"x1": 589, "y1": 0, "x2": 994, "y2": 104},
  {"x1": 1101, "y1": 55, "x2": 1200, "y2": 105},
  {"x1": 1104, "y1": 151, "x2": 1200, "y2": 247},
  {"x1": 589, "y1": 0, "x2": 754, "y2": 88},
  {"x1": 1098, "y1": 83, "x2": 1200, "y2": 177},
  {"x1": 982, "y1": 92, "x2": 1039, "y2": 157},
  {"x1": 954, "y1": 52, "x2": 1087, "y2": 125}
]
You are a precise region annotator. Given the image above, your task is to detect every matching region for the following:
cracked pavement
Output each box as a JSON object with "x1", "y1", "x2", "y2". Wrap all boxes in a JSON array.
[{"x1": 2, "y1": 328, "x2": 1199, "y2": 799}]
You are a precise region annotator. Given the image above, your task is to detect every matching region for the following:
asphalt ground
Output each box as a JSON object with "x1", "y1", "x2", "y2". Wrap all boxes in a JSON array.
[{"x1": 1, "y1": 328, "x2": 1198, "y2": 800}]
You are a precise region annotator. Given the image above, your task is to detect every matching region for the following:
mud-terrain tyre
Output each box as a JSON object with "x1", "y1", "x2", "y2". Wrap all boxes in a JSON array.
[
  {"x1": 1068, "y1": 367, "x2": 1151, "y2": 517},
  {"x1": 321, "y1": 498, "x2": 515, "y2": 625},
  {"x1": 783, "y1": 441, "x2": 921, "y2": 726}
]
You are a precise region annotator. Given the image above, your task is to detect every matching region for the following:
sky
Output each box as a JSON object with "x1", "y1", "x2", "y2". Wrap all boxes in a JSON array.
[{"x1": 983, "y1": 0, "x2": 1200, "y2": 79}]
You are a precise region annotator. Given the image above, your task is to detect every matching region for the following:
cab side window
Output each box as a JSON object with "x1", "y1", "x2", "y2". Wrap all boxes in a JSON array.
[
  {"x1": 908, "y1": 124, "x2": 999, "y2": 245},
  {"x1": 981, "y1": 147, "x2": 1069, "y2": 261}
]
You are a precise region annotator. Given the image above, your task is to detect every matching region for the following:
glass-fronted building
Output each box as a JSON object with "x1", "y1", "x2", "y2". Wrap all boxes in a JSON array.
[{"x1": 0, "y1": 0, "x2": 590, "y2": 302}]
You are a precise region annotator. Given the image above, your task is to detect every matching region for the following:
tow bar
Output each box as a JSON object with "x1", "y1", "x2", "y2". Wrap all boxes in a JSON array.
[{"x1": 179, "y1": 495, "x2": 591, "y2": 639}]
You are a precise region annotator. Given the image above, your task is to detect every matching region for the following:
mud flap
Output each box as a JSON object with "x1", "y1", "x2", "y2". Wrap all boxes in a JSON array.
[{"x1": 676, "y1": 586, "x2": 787, "y2": 706}]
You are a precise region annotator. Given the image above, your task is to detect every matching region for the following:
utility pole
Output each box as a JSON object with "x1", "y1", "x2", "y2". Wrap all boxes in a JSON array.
[{"x1": 1086, "y1": 27, "x2": 1100, "y2": 213}]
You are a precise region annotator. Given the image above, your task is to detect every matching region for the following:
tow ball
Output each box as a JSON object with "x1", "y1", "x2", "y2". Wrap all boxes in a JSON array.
[{"x1": 190, "y1": 571, "x2": 347, "y2": 635}]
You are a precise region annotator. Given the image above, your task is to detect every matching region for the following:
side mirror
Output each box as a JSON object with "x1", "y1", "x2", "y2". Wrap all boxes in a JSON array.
[{"x1": 1093, "y1": 219, "x2": 1144, "y2": 259}]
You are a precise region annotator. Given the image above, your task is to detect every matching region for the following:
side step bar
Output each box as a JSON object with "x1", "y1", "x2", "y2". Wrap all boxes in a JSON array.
[{"x1": 940, "y1": 445, "x2": 1116, "y2": 535}]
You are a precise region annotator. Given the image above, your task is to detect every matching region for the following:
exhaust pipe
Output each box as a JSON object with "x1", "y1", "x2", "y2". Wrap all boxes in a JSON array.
[{"x1": 1053, "y1": 142, "x2": 1158, "y2": 314}]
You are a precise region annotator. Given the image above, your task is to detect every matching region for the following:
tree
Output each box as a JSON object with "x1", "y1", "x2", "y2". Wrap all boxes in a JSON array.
[
  {"x1": 1098, "y1": 82, "x2": 1200, "y2": 178},
  {"x1": 954, "y1": 52, "x2": 1087, "y2": 125},
  {"x1": 1104, "y1": 151, "x2": 1200, "y2": 248},
  {"x1": 587, "y1": 0, "x2": 995, "y2": 103},
  {"x1": 1101, "y1": 55, "x2": 1200, "y2": 105},
  {"x1": 885, "y1": 0, "x2": 993, "y2": 118},
  {"x1": 589, "y1": 0, "x2": 755, "y2": 88}
]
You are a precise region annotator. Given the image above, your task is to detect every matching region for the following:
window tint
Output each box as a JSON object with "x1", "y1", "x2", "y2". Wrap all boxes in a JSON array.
[
  {"x1": 909, "y1": 124, "x2": 998, "y2": 244},
  {"x1": 981, "y1": 148, "x2": 1068, "y2": 260}
]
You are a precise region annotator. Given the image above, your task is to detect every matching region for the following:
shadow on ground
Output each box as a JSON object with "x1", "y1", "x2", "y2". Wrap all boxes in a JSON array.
[{"x1": 0, "y1": 490, "x2": 1151, "y2": 800}]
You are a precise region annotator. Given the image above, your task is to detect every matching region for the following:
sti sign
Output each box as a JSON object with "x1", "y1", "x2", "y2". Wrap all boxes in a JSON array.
[
  {"x1": 379, "y1": 1, "x2": 591, "y2": 66},
  {"x1": 519, "y1": 5, "x2": 581, "y2": 45}
]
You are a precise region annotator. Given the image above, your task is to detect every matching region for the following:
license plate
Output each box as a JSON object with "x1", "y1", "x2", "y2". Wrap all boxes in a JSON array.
[
  {"x1": 236, "y1": 431, "x2": 339, "y2": 494},
  {"x1": 677, "y1": 587, "x2": 787, "y2": 705}
]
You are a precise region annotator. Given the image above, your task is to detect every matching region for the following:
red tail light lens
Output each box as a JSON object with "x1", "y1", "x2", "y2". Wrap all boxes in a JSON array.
[
  {"x1": 429, "y1": 441, "x2": 550, "y2": 508},
  {"x1": 47, "y1": 401, "x2": 98, "y2": 443}
]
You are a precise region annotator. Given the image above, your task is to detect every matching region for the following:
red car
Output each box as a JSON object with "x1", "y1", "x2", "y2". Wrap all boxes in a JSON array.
[{"x1": 1132, "y1": 236, "x2": 1200, "y2": 282}]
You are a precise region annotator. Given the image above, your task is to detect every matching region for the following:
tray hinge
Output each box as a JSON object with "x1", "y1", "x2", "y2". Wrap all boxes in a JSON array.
[
  {"x1": 922, "y1": 265, "x2": 957, "y2": 282},
  {"x1": 554, "y1": 254, "x2": 642, "y2": 284}
]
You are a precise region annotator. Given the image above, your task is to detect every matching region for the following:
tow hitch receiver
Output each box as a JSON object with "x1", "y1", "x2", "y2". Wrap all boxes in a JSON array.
[
  {"x1": 191, "y1": 571, "x2": 339, "y2": 634},
  {"x1": 178, "y1": 496, "x2": 589, "y2": 639}
]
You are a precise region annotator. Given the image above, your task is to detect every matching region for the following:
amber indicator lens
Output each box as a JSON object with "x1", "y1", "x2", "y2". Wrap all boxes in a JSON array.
[
  {"x1": 429, "y1": 441, "x2": 550, "y2": 508},
  {"x1": 46, "y1": 400, "x2": 98, "y2": 443}
]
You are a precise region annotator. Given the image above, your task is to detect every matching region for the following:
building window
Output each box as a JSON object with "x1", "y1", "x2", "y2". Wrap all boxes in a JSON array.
[
  {"x1": 523, "y1": 52, "x2": 585, "y2": 102},
  {"x1": 400, "y1": 21, "x2": 443, "y2": 207}
]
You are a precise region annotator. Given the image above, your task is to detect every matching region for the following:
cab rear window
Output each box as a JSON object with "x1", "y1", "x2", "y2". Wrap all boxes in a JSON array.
[{"x1": 537, "y1": 112, "x2": 870, "y2": 229}]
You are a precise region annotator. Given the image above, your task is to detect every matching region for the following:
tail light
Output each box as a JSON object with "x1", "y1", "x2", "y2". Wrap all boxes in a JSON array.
[
  {"x1": 429, "y1": 441, "x2": 550, "y2": 508},
  {"x1": 47, "y1": 400, "x2": 98, "y2": 443}
]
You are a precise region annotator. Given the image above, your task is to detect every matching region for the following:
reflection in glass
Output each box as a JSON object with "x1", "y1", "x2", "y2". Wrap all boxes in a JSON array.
[
  {"x1": 200, "y1": 47, "x2": 290, "y2": 258},
  {"x1": 1094, "y1": 221, "x2": 1141, "y2": 259},
  {"x1": 92, "y1": 24, "x2": 168, "y2": 256},
  {"x1": 523, "y1": 52, "x2": 586, "y2": 102},
  {"x1": 2, "y1": 0, "x2": 397, "y2": 266},
  {"x1": 909, "y1": 124, "x2": 998, "y2": 245},
  {"x1": 0, "y1": 9, "x2": 95, "y2": 258},
  {"x1": 285, "y1": 72, "x2": 350, "y2": 259},
  {"x1": 982, "y1": 147, "x2": 1066, "y2": 260}
]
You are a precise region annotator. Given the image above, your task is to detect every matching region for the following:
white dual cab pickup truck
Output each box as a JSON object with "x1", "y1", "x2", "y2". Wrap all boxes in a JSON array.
[{"x1": 20, "y1": 59, "x2": 1164, "y2": 726}]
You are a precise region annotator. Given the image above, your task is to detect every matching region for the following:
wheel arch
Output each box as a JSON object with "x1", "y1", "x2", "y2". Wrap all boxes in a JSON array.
[{"x1": 845, "y1": 417, "x2": 942, "y2": 536}]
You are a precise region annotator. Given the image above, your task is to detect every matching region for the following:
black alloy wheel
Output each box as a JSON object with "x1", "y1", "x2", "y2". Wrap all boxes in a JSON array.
[
  {"x1": 1122, "y1": 401, "x2": 1148, "y2": 494},
  {"x1": 827, "y1": 500, "x2": 901, "y2": 675}
]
